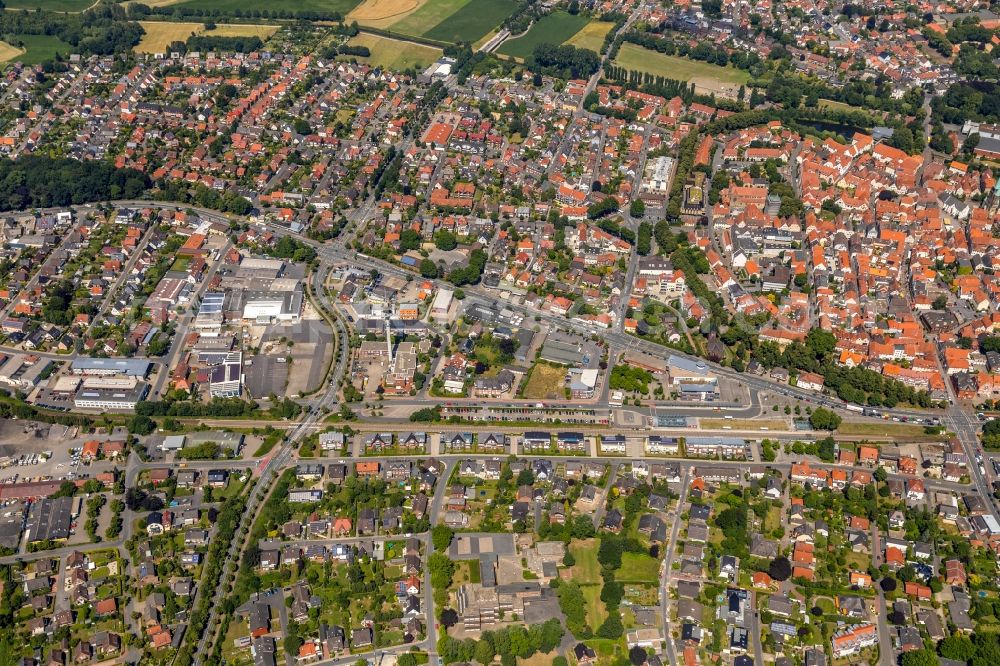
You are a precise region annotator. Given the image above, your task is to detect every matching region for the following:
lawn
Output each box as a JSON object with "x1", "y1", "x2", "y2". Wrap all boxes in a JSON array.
[
  {"x1": 763, "y1": 505, "x2": 781, "y2": 533},
  {"x1": 346, "y1": 33, "x2": 441, "y2": 70},
  {"x1": 6, "y1": 35, "x2": 74, "y2": 65},
  {"x1": 818, "y1": 99, "x2": 854, "y2": 112},
  {"x1": 567, "y1": 538, "x2": 601, "y2": 584},
  {"x1": 613, "y1": 43, "x2": 749, "y2": 96},
  {"x1": 0, "y1": 41, "x2": 23, "y2": 64},
  {"x1": 522, "y1": 361, "x2": 566, "y2": 400},
  {"x1": 564, "y1": 19, "x2": 613, "y2": 52},
  {"x1": 4, "y1": 0, "x2": 94, "y2": 9},
  {"x1": 581, "y1": 583, "x2": 608, "y2": 632},
  {"x1": 384, "y1": 0, "x2": 469, "y2": 36},
  {"x1": 347, "y1": 0, "x2": 427, "y2": 29},
  {"x1": 497, "y1": 10, "x2": 589, "y2": 59},
  {"x1": 136, "y1": 21, "x2": 279, "y2": 53},
  {"x1": 174, "y1": 0, "x2": 361, "y2": 16},
  {"x1": 423, "y1": 0, "x2": 518, "y2": 44},
  {"x1": 835, "y1": 421, "x2": 937, "y2": 439},
  {"x1": 700, "y1": 418, "x2": 787, "y2": 430},
  {"x1": 619, "y1": 552, "x2": 659, "y2": 584}
]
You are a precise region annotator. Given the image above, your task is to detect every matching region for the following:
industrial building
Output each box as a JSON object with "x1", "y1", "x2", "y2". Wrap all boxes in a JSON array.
[
  {"x1": 70, "y1": 358, "x2": 152, "y2": 377},
  {"x1": 210, "y1": 352, "x2": 243, "y2": 398},
  {"x1": 73, "y1": 383, "x2": 149, "y2": 410},
  {"x1": 25, "y1": 495, "x2": 73, "y2": 543}
]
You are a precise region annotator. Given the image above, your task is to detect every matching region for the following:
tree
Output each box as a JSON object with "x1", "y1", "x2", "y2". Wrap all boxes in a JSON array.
[
  {"x1": 630, "y1": 199, "x2": 645, "y2": 218},
  {"x1": 127, "y1": 415, "x2": 156, "y2": 436},
  {"x1": 809, "y1": 407, "x2": 842, "y2": 431},
  {"x1": 933, "y1": 294, "x2": 949, "y2": 310},
  {"x1": 938, "y1": 635, "x2": 976, "y2": 661},
  {"x1": 629, "y1": 646, "x2": 648, "y2": 666},
  {"x1": 768, "y1": 556, "x2": 792, "y2": 581},
  {"x1": 435, "y1": 230, "x2": 458, "y2": 251},
  {"x1": 420, "y1": 258, "x2": 438, "y2": 278},
  {"x1": 440, "y1": 608, "x2": 459, "y2": 628},
  {"x1": 475, "y1": 640, "x2": 496, "y2": 665},
  {"x1": 597, "y1": 611, "x2": 624, "y2": 639},
  {"x1": 432, "y1": 524, "x2": 454, "y2": 551},
  {"x1": 901, "y1": 649, "x2": 939, "y2": 666},
  {"x1": 399, "y1": 229, "x2": 422, "y2": 252},
  {"x1": 398, "y1": 654, "x2": 418, "y2": 666}
]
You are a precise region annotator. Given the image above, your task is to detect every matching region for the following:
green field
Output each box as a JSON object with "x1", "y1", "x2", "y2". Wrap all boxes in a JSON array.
[
  {"x1": 8, "y1": 34, "x2": 75, "y2": 65},
  {"x1": 614, "y1": 43, "x2": 749, "y2": 94},
  {"x1": 347, "y1": 33, "x2": 441, "y2": 70},
  {"x1": 173, "y1": 0, "x2": 361, "y2": 15},
  {"x1": 568, "y1": 538, "x2": 601, "y2": 584},
  {"x1": 423, "y1": 0, "x2": 517, "y2": 43},
  {"x1": 387, "y1": 0, "x2": 469, "y2": 36},
  {"x1": 581, "y1": 583, "x2": 608, "y2": 631},
  {"x1": 4, "y1": 0, "x2": 94, "y2": 10},
  {"x1": 497, "y1": 10, "x2": 589, "y2": 59},
  {"x1": 564, "y1": 19, "x2": 613, "y2": 51},
  {"x1": 836, "y1": 421, "x2": 935, "y2": 439},
  {"x1": 619, "y1": 552, "x2": 660, "y2": 583}
]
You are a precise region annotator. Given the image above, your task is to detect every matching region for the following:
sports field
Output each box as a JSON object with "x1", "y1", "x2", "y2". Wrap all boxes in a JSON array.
[
  {"x1": 346, "y1": 33, "x2": 441, "y2": 70},
  {"x1": 4, "y1": 0, "x2": 94, "y2": 10},
  {"x1": 136, "y1": 21, "x2": 278, "y2": 53},
  {"x1": 347, "y1": 0, "x2": 426, "y2": 29},
  {"x1": 497, "y1": 10, "x2": 588, "y2": 59},
  {"x1": 422, "y1": 0, "x2": 517, "y2": 44},
  {"x1": 172, "y1": 0, "x2": 361, "y2": 15},
  {"x1": 564, "y1": 19, "x2": 613, "y2": 51},
  {"x1": 0, "y1": 41, "x2": 24, "y2": 64},
  {"x1": 614, "y1": 43, "x2": 749, "y2": 97}
]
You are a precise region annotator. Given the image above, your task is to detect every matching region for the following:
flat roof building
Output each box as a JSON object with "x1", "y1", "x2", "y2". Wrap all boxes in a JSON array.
[
  {"x1": 71, "y1": 358, "x2": 152, "y2": 377},
  {"x1": 74, "y1": 383, "x2": 149, "y2": 411}
]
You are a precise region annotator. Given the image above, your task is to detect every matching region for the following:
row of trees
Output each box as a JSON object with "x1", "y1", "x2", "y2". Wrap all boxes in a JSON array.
[
  {"x1": 184, "y1": 35, "x2": 266, "y2": 53},
  {"x1": 130, "y1": 2, "x2": 346, "y2": 21}
]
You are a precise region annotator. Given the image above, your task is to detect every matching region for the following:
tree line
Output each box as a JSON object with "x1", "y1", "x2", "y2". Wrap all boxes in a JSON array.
[
  {"x1": 1, "y1": 4, "x2": 144, "y2": 58},
  {"x1": 127, "y1": 2, "x2": 345, "y2": 21},
  {"x1": 0, "y1": 156, "x2": 148, "y2": 212}
]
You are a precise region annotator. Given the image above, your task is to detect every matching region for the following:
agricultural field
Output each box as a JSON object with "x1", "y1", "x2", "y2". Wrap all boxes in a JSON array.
[
  {"x1": 422, "y1": 0, "x2": 518, "y2": 44},
  {"x1": 0, "y1": 41, "x2": 24, "y2": 64},
  {"x1": 172, "y1": 0, "x2": 361, "y2": 16},
  {"x1": 613, "y1": 43, "x2": 749, "y2": 97},
  {"x1": 497, "y1": 11, "x2": 589, "y2": 59},
  {"x1": 346, "y1": 0, "x2": 428, "y2": 29},
  {"x1": 136, "y1": 21, "x2": 278, "y2": 53},
  {"x1": 4, "y1": 0, "x2": 94, "y2": 10},
  {"x1": 6, "y1": 34, "x2": 74, "y2": 64},
  {"x1": 564, "y1": 19, "x2": 613, "y2": 52},
  {"x1": 384, "y1": 0, "x2": 468, "y2": 36},
  {"x1": 347, "y1": 33, "x2": 442, "y2": 70}
]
